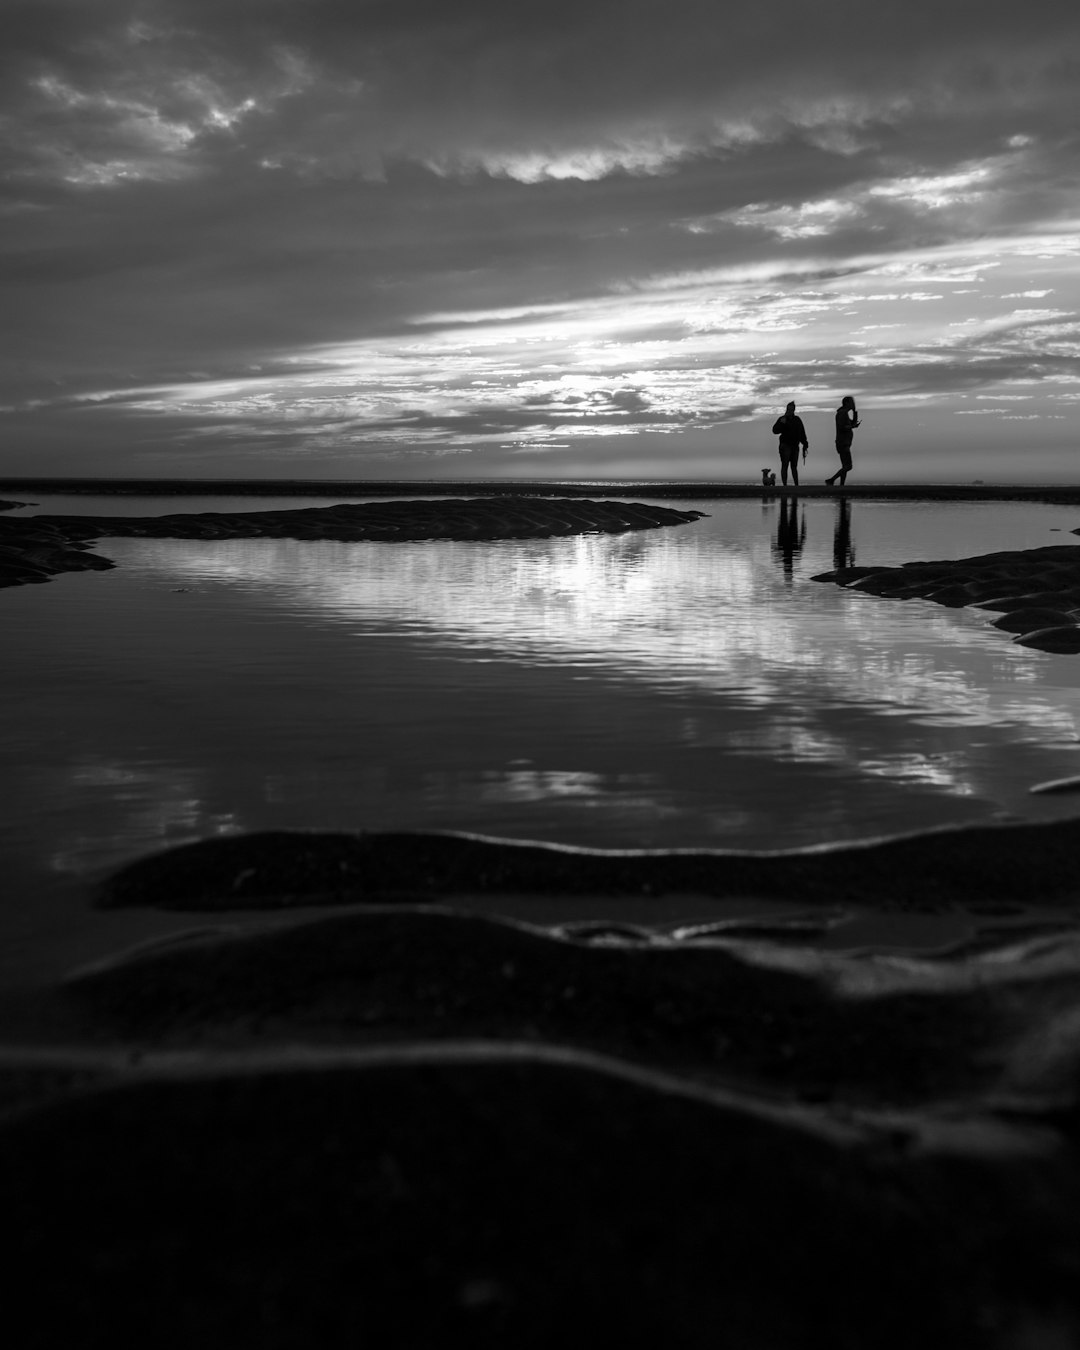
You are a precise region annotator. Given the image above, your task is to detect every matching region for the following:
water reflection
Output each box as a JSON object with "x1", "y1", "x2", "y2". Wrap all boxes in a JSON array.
[
  {"x1": 43, "y1": 756, "x2": 242, "y2": 873},
  {"x1": 120, "y1": 523, "x2": 1078, "y2": 749},
  {"x1": 772, "y1": 497, "x2": 806, "y2": 579},
  {"x1": 5, "y1": 499, "x2": 1080, "y2": 887},
  {"x1": 833, "y1": 497, "x2": 855, "y2": 572}
]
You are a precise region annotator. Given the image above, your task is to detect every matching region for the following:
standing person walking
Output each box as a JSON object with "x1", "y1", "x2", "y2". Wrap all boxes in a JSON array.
[
  {"x1": 826, "y1": 396, "x2": 860, "y2": 487},
  {"x1": 771, "y1": 401, "x2": 808, "y2": 487}
]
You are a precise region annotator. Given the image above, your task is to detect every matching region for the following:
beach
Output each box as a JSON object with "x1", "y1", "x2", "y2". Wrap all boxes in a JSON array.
[
  {"x1": 9, "y1": 0, "x2": 1080, "y2": 1333},
  {"x1": 3, "y1": 486, "x2": 1080, "y2": 1345}
]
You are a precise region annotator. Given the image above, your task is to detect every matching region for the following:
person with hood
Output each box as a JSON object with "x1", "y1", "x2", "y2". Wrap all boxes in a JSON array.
[{"x1": 771, "y1": 401, "x2": 808, "y2": 486}]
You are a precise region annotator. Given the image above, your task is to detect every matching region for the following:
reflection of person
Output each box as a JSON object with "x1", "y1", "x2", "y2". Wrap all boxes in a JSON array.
[
  {"x1": 832, "y1": 495, "x2": 855, "y2": 571},
  {"x1": 771, "y1": 401, "x2": 808, "y2": 487},
  {"x1": 773, "y1": 495, "x2": 805, "y2": 578},
  {"x1": 826, "y1": 396, "x2": 860, "y2": 487}
]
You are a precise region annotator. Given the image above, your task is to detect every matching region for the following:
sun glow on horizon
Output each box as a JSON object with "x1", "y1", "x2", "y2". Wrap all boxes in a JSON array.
[{"x1": 49, "y1": 223, "x2": 1078, "y2": 475}]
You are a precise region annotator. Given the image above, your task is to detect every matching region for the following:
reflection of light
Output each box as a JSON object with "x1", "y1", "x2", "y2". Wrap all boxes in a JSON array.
[
  {"x1": 474, "y1": 769, "x2": 657, "y2": 802},
  {"x1": 49, "y1": 755, "x2": 242, "y2": 873},
  {"x1": 119, "y1": 510, "x2": 1080, "y2": 800},
  {"x1": 859, "y1": 753, "x2": 977, "y2": 793},
  {"x1": 416, "y1": 767, "x2": 681, "y2": 827}
]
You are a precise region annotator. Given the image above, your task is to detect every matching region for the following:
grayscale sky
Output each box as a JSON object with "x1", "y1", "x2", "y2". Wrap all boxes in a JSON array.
[{"x1": 2, "y1": 0, "x2": 1079, "y2": 480}]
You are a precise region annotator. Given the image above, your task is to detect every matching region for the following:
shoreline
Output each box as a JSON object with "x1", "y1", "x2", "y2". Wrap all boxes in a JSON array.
[{"x1": 4, "y1": 476, "x2": 1080, "y2": 503}]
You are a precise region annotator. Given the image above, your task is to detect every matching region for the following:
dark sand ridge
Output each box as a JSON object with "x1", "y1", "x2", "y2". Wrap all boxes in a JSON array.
[
  {"x1": 814, "y1": 536, "x2": 1080, "y2": 652},
  {"x1": 0, "y1": 497, "x2": 706, "y2": 588},
  {"x1": 46, "y1": 901, "x2": 1080, "y2": 1111},
  {"x1": 96, "y1": 815, "x2": 1080, "y2": 912}
]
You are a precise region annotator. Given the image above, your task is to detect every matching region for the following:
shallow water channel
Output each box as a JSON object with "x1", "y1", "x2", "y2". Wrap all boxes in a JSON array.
[{"x1": 4, "y1": 491, "x2": 1080, "y2": 982}]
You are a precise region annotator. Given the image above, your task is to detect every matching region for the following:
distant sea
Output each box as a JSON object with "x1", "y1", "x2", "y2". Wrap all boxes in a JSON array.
[{"x1": 4, "y1": 476, "x2": 1080, "y2": 501}]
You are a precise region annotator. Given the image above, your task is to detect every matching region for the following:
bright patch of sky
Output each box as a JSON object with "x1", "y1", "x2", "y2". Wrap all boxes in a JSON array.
[{"x1": 87, "y1": 227, "x2": 1080, "y2": 472}]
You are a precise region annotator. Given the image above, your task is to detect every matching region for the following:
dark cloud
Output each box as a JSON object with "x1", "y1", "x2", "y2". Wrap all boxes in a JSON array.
[{"x1": 3, "y1": 0, "x2": 1077, "y2": 183}]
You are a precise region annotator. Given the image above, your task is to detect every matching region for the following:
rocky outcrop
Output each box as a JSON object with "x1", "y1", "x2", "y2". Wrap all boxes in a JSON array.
[
  {"x1": 0, "y1": 498, "x2": 707, "y2": 589},
  {"x1": 814, "y1": 539, "x2": 1080, "y2": 651},
  {"x1": 0, "y1": 516, "x2": 116, "y2": 587}
]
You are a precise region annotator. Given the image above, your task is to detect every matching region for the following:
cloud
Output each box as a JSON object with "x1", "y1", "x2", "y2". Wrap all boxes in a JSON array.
[
  {"x1": 3, "y1": 0, "x2": 1079, "y2": 184},
  {"x1": 2, "y1": 0, "x2": 1079, "y2": 476}
]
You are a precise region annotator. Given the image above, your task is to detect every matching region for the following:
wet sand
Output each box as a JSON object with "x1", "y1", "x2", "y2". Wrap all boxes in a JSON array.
[{"x1": 3, "y1": 819, "x2": 1080, "y2": 1346}]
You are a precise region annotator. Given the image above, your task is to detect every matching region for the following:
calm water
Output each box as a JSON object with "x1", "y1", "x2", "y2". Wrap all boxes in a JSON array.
[{"x1": 4, "y1": 492, "x2": 1080, "y2": 982}]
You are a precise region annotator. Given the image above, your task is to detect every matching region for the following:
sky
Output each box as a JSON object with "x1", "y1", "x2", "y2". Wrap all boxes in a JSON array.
[{"x1": 2, "y1": 0, "x2": 1079, "y2": 483}]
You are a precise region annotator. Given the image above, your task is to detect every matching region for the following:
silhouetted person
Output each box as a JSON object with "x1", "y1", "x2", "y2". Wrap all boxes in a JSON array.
[
  {"x1": 773, "y1": 495, "x2": 805, "y2": 578},
  {"x1": 833, "y1": 495, "x2": 855, "y2": 571},
  {"x1": 826, "y1": 396, "x2": 860, "y2": 487},
  {"x1": 771, "y1": 401, "x2": 808, "y2": 487}
]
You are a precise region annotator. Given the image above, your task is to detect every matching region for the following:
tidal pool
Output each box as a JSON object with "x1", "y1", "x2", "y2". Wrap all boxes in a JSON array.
[{"x1": 3, "y1": 492, "x2": 1080, "y2": 981}]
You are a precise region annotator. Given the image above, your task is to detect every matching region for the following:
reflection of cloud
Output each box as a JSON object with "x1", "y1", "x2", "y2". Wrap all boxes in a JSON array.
[
  {"x1": 861, "y1": 753, "x2": 977, "y2": 793},
  {"x1": 117, "y1": 513, "x2": 1080, "y2": 802},
  {"x1": 416, "y1": 766, "x2": 678, "y2": 827},
  {"x1": 473, "y1": 769, "x2": 654, "y2": 802},
  {"x1": 49, "y1": 755, "x2": 242, "y2": 873}
]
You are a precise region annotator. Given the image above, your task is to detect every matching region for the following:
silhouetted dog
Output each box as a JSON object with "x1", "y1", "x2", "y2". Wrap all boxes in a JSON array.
[{"x1": 761, "y1": 468, "x2": 776, "y2": 488}]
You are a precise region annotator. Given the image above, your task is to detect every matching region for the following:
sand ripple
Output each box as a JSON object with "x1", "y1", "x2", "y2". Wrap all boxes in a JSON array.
[{"x1": 4, "y1": 817, "x2": 1080, "y2": 1342}]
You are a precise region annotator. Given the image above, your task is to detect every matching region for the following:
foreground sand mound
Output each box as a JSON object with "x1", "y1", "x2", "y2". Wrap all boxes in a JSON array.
[
  {"x1": 5, "y1": 815, "x2": 1080, "y2": 1344},
  {"x1": 4, "y1": 1045, "x2": 1079, "y2": 1349},
  {"x1": 60, "y1": 905, "x2": 1080, "y2": 1110},
  {"x1": 814, "y1": 538, "x2": 1080, "y2": 651},
  {"x1": 0, "y1": 498, "x2": 706, "y2": 588}
]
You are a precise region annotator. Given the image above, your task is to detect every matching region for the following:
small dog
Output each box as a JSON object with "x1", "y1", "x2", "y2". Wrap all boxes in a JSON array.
[{"x1": 761, "y1": 468, "x2": 776, "y2": 488}]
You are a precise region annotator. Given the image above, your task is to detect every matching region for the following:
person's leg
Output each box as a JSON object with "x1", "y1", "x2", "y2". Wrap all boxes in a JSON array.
[
  {"x1": 779, "y1": 448, "x2": 790, "y2": 485},
  {"x1": 829, "y1": 442, "x2": 851, "y2": 486}
]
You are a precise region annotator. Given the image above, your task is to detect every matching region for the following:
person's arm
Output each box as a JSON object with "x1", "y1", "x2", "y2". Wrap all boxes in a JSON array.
[
  {"x1": 798, "y1": 417, "x2": 808, "y2": 449},
  {"x1": 771, "y1": 418, "x2": 784, "y2": 434}
]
